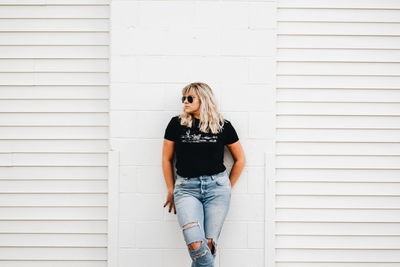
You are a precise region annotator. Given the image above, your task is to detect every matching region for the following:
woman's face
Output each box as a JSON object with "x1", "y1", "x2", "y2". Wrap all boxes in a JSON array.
[{"x1": 182, "y1": 92, "x2": 201, "y2": 117}]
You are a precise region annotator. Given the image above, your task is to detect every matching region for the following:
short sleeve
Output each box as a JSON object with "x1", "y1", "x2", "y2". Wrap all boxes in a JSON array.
[
  {"x1": 223, "y1": 120, "x2": 239, "y2": 145},
  {"x1": 164, "y1": 116, "x2": 179, "y2": 141}
]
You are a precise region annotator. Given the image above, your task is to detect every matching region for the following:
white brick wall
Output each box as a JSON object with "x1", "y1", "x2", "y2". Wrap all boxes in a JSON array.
[{"x1": 110, "y1": 1, "x2": 277, "y2": 266}]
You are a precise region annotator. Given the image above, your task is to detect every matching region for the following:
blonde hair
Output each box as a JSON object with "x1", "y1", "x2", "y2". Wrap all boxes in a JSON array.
[{"x1": 178, "y1": 82, "x2": 226, "y2": 134}]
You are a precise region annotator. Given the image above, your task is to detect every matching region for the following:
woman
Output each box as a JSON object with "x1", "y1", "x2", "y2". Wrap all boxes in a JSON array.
[{"x1": 162, "y1": 82, "x2": 246, "y2": 266}]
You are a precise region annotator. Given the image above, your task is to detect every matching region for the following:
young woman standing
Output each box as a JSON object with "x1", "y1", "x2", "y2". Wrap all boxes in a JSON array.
[{"x1": 162, "y1": 82, "x2": 245, "y2": 266}]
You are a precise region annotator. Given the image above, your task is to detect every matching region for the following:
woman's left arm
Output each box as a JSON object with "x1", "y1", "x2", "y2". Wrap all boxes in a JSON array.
[{"x1": 226, "y1": 141, "x2": 246, "y2": 188}]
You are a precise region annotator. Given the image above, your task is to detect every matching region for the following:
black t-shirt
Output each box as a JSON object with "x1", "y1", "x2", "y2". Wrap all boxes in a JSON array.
[{"x1": 164, "y1": 115, "x2": 239, "y2": 178}]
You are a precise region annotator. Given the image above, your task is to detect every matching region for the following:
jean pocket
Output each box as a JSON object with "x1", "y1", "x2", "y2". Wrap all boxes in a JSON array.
[
  {"x1": 175, "y1": 176, "x2": 188, "y2": 187},
  {"x1": 215, "y1": 173, "x2": 231, "y2": 186}
]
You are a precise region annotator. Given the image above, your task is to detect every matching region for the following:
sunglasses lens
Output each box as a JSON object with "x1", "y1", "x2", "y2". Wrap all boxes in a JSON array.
[{"x1": 182, "y1": 96, "x2": 194, "y2": 103}]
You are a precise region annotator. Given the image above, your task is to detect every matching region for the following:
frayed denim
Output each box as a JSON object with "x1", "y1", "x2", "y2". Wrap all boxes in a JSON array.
[{"x1": 174, "y1": 170, "x2": 231, "y2": 267}]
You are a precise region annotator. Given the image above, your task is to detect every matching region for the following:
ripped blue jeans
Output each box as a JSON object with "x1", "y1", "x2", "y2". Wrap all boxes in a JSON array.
[{"x1": 173, "y1": 169, "x2": 232, "y2": 267}]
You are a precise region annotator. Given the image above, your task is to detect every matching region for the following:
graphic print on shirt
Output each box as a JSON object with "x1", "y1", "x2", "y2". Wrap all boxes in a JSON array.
[{"x1": 181, "y1": 129, "x2": 218, "y2": 143}]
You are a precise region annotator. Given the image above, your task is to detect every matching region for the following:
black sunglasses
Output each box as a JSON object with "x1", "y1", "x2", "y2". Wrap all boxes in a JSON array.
[{"x1": 181, "y1": 96, "x2": 195, "y2": 103}]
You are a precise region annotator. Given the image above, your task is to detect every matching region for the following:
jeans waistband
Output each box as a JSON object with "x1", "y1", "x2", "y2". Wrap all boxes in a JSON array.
[{"x1": 198, "y1": 169, "x2": 227, "y2": 178}]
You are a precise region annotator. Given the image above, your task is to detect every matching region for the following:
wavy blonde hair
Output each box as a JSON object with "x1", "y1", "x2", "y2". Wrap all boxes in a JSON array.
[{"x1": 178, "y1": 82, "x2": 226, "y2": 134}]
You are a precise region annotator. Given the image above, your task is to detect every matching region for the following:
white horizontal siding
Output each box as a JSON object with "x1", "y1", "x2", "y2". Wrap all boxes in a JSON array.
[
  {"x1": 277, "y1": 1, "x2": 400, "y2": 266},
  {"x1": 0, "y1": 1, "x2": 109, "y2": 266}
]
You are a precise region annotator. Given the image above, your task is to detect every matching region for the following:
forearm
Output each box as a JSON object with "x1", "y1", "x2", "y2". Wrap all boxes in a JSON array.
[
  {"x1": 162, "y1": 159, "x2": 175, "y2": 193},
  {"x1": 229, "y1": 160, "x2": 245, "y2": 187}
]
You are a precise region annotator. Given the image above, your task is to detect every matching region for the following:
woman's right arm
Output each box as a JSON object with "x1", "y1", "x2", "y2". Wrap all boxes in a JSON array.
[
  {"x1": 162, "y1": 139, "x2": 176, "y2": 214},
  {"x1": 162, "y1": 139, "x2": 175, "y2": 194}
]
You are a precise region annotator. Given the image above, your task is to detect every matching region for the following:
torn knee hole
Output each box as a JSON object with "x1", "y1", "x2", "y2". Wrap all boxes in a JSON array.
[
  {"x1": 182, "y1": 222, "x2": 203, "y2": 251},
  {"x1": 188, "y1": 240, "x2": 202, "y2": 250},
  {"x1": 193, "y1": 250, "x2": 208, "y2": 259},
  {"x1": 182, "y1": 222, "x2": 200, "y2": 230},
  {"x1": 207, "y1": 238, "x2": 215, "y2": 254}
]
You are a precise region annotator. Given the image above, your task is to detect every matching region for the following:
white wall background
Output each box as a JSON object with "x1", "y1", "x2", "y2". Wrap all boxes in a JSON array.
[
  {"x1": 2, "y1": 1, "x2": 398, "y2": 267},
  {"x1": 0, "y1": 1, "x2": 110, "y2": 266},
  {"x1": 276, "y1": 1, "x2": 400, "y2": 266},
  {"x1": 109, "y1": 0, "x2": 276, "y2": 267}
]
